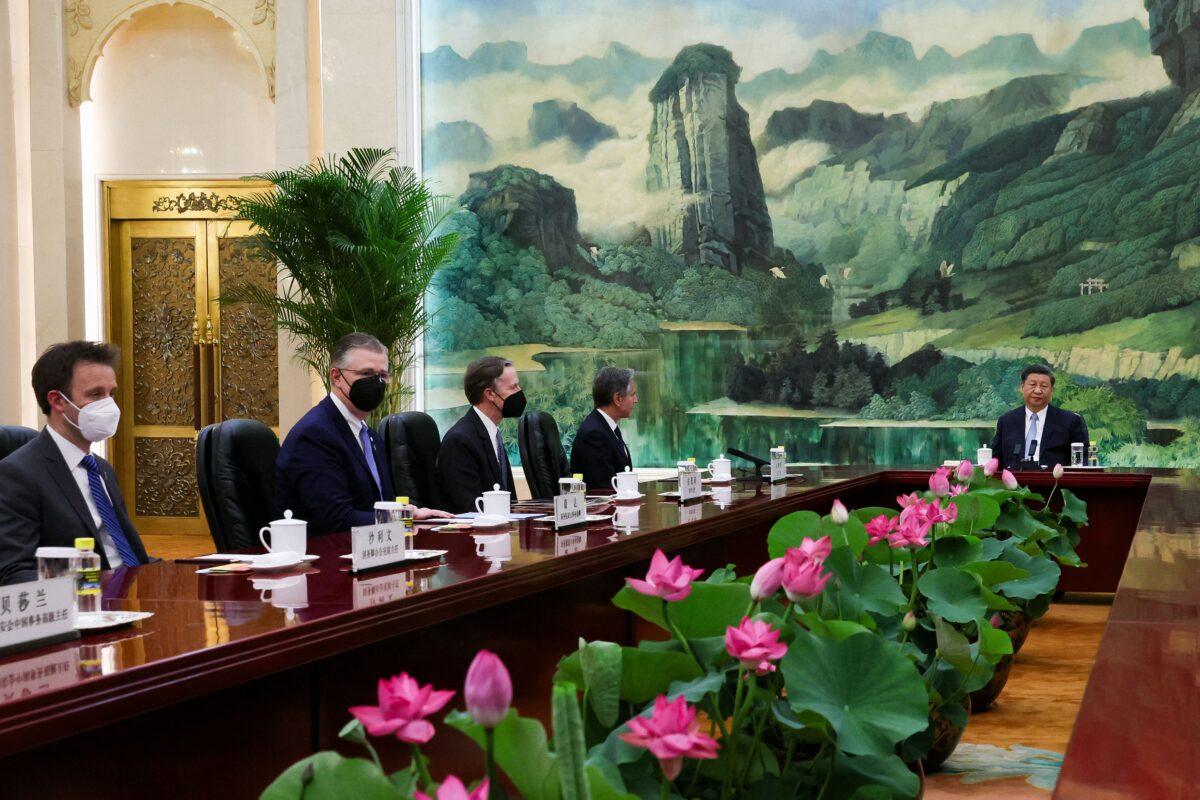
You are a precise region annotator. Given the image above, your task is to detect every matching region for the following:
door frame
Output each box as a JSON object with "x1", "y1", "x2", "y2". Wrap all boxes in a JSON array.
[{"x1": 102, "y1": 179, "x2": 272, "y2": 537}]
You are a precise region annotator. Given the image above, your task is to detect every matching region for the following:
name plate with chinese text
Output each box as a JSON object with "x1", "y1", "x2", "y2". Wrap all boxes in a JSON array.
[
  {"x1": 350, "y1": 523, "x2": 407, "y2": 573},
  {"x1": 554, "y1": 492, "x2": 588, "y2": 530},
  {"x1": 0, "y1": 577, "x2": 77, "y2": 657},
  {"x1": 678, "y1": 469, "x2": 702, "y2": 502},
  {"x1": 770, "y1": 450, "x2": 786, "y2": 483}
]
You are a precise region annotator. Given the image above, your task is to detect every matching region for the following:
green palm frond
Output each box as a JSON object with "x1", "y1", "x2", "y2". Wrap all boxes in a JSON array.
[{"x1": 224, "y1": 148, "x2": 460, "y2": 415}]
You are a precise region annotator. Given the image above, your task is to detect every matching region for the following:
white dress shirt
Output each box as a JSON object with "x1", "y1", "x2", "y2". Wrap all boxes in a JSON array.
[
  {"x1": 1024, "y1": 406, "x2": 1048, "y2": 461},
  {"x1": 474, "y1": 406, "x2": 502, "y2": 467},
  {"x1": 46, "y1": 425, "x2": 123, "y2": 567},
  {"x1": 330, "y1": 393, "x2": 367, "y2": 454},
  {"x1": 598, "y1": 408, "x2": 631, "y2": 460}
]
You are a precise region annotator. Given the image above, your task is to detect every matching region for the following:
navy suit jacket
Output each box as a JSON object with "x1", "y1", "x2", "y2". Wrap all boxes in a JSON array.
[
  {"x1": 989, "y1": 405, "x2": 1089, "y2": 470},
  {"x1": 275, "y1": 396, "x2": 394, "y2": 537},
  {"x1": 436, "y1": 410, "x2": 510, "y2": 514},
  {"x1": 0, "y1": 429, "x2": 151, "y2": 586},
  {"x1": 570, "y1": 409, "x2": 634, "y2": 490}
]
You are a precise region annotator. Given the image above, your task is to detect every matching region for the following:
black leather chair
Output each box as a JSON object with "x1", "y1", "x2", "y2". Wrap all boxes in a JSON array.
[
  {"x1": 196, "y1": 419, "x2": 280, "y2": 550},
  {"x1": 378, "y1": 411, "x2": 443, "y2": 509},
  {"x1": 518, "y1": 410, "x2": 569, "y2": 500},
  {"x1": 0, "y1": 426, "x2": 38, "y2": 461}
]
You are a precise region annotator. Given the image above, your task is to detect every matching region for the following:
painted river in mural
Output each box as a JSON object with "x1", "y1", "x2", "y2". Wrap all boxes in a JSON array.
[{"x1": 425, "y1": 327, "x2": 989, "y2": 468}]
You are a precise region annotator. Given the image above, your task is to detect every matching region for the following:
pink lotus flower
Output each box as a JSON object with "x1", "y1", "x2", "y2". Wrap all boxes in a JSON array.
[
  {"x1": 348, "y1": 673, "x2": 455, "y2": 744},
  {"x1": 1053, "y1": 463, "x2": 1064, "y2": 480},
  {"x1": 888, "y1": 516, "x2": 931, "y2": 549},
  {"x1": 620, "y1": 695, "x2": 720, "y2": 780},
  {"x1": 955, "y1": 459, "x2": 974, "y2": 482},
  {"x1": 932, "y1": 499, "x2": 958, "y2": 525},
  {"x1": 897, "y1": 492, "x2": 921, "y2": 508},
  {"x1": 929, "y1": 467, "x2": 951, "y2": 497},
  {"x1": 750, "y1": 557, "x2": 785, "y2": 601},
  {"x1": 626, "y1": 549, "x2": 705, "y2": 602},
  {"x1": 949, "y1": 484, "x2": 968, "y2": 496},
  {"x1": 990, "y1": 613, "x2": 1002, "y2": 628},
  {"x1": 796, "y1": 535, "x2": 832, "y2": 563},
  {"x1": 830, "y1": 499, "x2": 850, "y2": 525},
  {"x1": 781, "y1": 549, "x2": 832, "y2": 600},
  {"x1": 865, "y1": 514, "x2": 899, "y2": 545},
  {"x1": 415, "y1": 776, "x2": 489, "y2": 800},
  {"x1": 725, "y1": 617, "x2": 787, "y2": 675},
  {"x1": 1002, "y1": 469, "x2": 1019, "y2": 490},
  {"x1": 983, "y1": 458, "x2": 999, "y2": 477},
  {"x1": 464, "y1": 650, "x2": 512, "y2": 728}
]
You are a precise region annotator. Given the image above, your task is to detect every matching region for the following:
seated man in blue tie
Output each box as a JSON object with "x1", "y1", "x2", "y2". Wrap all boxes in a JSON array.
[
  {"x1": 571, "y1": 366, "x2": 637, "y2": 490},
  {"x1": 275, "y1": 333, "x2": 399, "y2": 537},
  {"x1": 990, "y1": 364, "x2": 1089, "y2": 471},
  {"x1": 0, "y1": 341, "x2": 151, "y2": 586},
  {"x1": 436, "y1": 356, "x2": 525, "y2": 514}
]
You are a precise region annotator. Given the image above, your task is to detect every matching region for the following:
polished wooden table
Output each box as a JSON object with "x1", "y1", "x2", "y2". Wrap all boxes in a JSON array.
[
  {"x1": 0, "y1": 466, "x2": 1162, "y2": 799},
  {"x1": 1056, "y1": 468, "x2": 1200, "y2": 798}
]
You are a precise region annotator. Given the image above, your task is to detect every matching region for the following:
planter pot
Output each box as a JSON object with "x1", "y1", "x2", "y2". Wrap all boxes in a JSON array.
[
  {"x1": 969, "y1": 653, "x2": 1015, "y2": 711},
  {"x1": 923, "y1": 694, "x2": 970, "y2": 773},
  {"x1": 995, "y1": 609, "x2": 1033, "y2": 655}
]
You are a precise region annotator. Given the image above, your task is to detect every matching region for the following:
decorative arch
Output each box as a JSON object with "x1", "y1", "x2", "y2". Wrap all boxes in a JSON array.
[{"x1": 65, "y1": 0, "x2": 276, "y2": 106}]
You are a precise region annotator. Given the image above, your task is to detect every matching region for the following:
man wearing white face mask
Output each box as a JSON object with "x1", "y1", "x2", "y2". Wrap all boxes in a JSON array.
[{"x1": 0, "y1": 341, "x2": 150, "y2": 585}]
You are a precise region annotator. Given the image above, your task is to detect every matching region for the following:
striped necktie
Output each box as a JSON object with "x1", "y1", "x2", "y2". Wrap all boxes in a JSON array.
[{"x1": 80, "y1": 455, "x2": 141, "y2": 567}]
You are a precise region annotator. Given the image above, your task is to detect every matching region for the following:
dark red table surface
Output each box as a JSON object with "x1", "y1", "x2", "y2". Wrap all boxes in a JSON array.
[
  {"x1": 0, "y1": 463, "x2": 1191, "y2": 794},
  {"x1": 1055, "y1": 468, "x2": 1200, "y2": 799}
]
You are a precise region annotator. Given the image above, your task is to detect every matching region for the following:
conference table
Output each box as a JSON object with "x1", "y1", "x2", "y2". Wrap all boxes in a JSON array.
[{"x1": 0, "y1": 465, "x2": 1189, "y2": 799}]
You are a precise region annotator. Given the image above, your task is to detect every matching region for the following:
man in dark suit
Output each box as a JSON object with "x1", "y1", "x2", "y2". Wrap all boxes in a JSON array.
[
  {"x1": 436, "y1": 356, "x2": 526, "y2": 514},
  {"x1": 990, "y1": 364, "x2": 1089, "y2": 471},
  {"x1": 276, "y1": 333, "x2": 400, "y2": 537},
  {"x1": 0, "y1": 341, "x2": 151, "y2": 586},
  {"x1": 571, "y1": 366, "x2": 637, "y2": 490}
]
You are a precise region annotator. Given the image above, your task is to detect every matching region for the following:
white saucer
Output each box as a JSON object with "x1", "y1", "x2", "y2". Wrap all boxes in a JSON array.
[
  {"x1": 613, "y1": 491, "x2": 646, "y2": 501},
  {"x1": 248, "y1": 552, "x2": 305, "y2": 571},
  {"x1": 76, "y1": 610, "x2": 153, "y2": 631},
  {"x1": 470, "y1": 516, "x2": 513, "y2": 529}
]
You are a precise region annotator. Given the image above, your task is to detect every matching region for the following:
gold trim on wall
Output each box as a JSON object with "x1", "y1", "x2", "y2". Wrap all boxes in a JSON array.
[{"x1": 64, "y1": 1, "x2": 276, "y2": 106}]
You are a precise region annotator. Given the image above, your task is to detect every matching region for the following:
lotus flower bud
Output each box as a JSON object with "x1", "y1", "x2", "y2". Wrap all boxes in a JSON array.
[
  {"x1": 830, "y1": 499, "x2": 849, "y2": 525},
  {"x1": 902, "y1": 611, "x2": 917, "y2": 631}
]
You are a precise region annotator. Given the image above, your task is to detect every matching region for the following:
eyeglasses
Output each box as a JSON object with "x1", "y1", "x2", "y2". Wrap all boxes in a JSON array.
[{"x1": 340, "y1": 368, "x2": 392, "y2": 384}]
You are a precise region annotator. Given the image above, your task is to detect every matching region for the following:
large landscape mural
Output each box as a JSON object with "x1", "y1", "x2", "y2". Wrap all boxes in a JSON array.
[{"x1": 420, "y1": 0, "x2": 1200, "y2": 468}]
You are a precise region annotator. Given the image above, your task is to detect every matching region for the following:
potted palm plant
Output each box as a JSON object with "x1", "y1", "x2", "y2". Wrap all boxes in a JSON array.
[{"x1": 224, "y1": 147, "x2": 459, "y2": 416}]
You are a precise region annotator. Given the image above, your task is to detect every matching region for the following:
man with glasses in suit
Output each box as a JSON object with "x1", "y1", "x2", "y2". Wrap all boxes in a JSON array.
[{"x1": 276, "y1": 332, "x2": 445, "y2": 537}]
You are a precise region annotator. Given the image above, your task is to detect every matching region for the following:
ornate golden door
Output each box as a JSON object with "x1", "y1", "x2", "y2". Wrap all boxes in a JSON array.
[{"x1": 105, "y1": 181, "x2": 278, "y2": 536}]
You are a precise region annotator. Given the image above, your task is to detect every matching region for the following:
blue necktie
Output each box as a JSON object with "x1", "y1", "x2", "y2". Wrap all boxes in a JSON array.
[
  {"x1": 495, "y1": 429, "x2": 510, "y2": 491},
  {"x1": 80, "y1": 455, "x2": 140, "y2": 567},
  {"x1": 1025, "y1": 414, "x2": 1039, "y2": 461},
  {"x1": 358, "y1": 426, "x2": 382, "y2": 499}
]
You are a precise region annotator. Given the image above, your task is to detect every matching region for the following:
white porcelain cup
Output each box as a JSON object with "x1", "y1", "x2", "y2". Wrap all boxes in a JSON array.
[
  {"x1": 259, "y1": 510, "x2": 308, "y2": 555},
  {"x1": 256, "y1": 575, "x2": 308, "y2": 609},
  {"x1": 708, "y1": 457, "x2": 732, "y2": 481},
  {"x1": 475, "y1": 484, "x2": 511, "y2": 519},
  {"x1": 977, "y1": 446, "x2": 993, "y2": 467},
  {"x1": 611, "y1": 468, "x2": 639, "y2": 496}
]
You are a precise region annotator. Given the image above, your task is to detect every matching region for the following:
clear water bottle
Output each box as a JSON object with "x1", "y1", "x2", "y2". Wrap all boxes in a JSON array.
[
  {"x1": 73, "y1": 537, "x2": 101, "y2": 613},
  {"x1": 396, "y1": 496, "x2": 415, "y2": 555}
]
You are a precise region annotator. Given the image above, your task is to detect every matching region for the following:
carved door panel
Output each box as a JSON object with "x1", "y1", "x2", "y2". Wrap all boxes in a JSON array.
[
  {"x1": 109, "y1": 214, "x2": 279, "y2": 536},
  {"x1": 210, "y1": 221, "x2": 279, "y2": 426},
  {"x1": 112, "y1": 221, "x2": 208, "y2": 535}
]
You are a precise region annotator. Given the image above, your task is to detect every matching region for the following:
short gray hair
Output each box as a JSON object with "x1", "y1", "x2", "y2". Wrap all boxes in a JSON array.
[
  {"x1": 331, "y1": 332, "x2": 387, "y2": 369},
  {"x1": 592, "y1": 366, "x2": 635, "y2": 407}
]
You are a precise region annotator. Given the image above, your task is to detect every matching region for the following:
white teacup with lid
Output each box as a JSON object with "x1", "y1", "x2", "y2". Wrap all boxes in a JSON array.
[
  {"x1": 259, "y1": 510, "x2": 308, "y2": 555},
  {"x1": 475, "y1": 484, "x2": 512, "y2": 520},
  {"x1": 708, "y1": 456, "x2": 732, "y2": 482},
  {"x1": 611, "y1": 467, "x2": 639, "y2": 497}
]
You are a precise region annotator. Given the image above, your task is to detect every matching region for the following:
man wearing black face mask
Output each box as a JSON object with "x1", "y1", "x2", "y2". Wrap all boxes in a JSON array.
[
  {"x1": 436, "y1": 356, "x2": 527, "y2": 514},
  {"x1": 275, "y1": 333, "x2": 399, "y2": 536}
]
